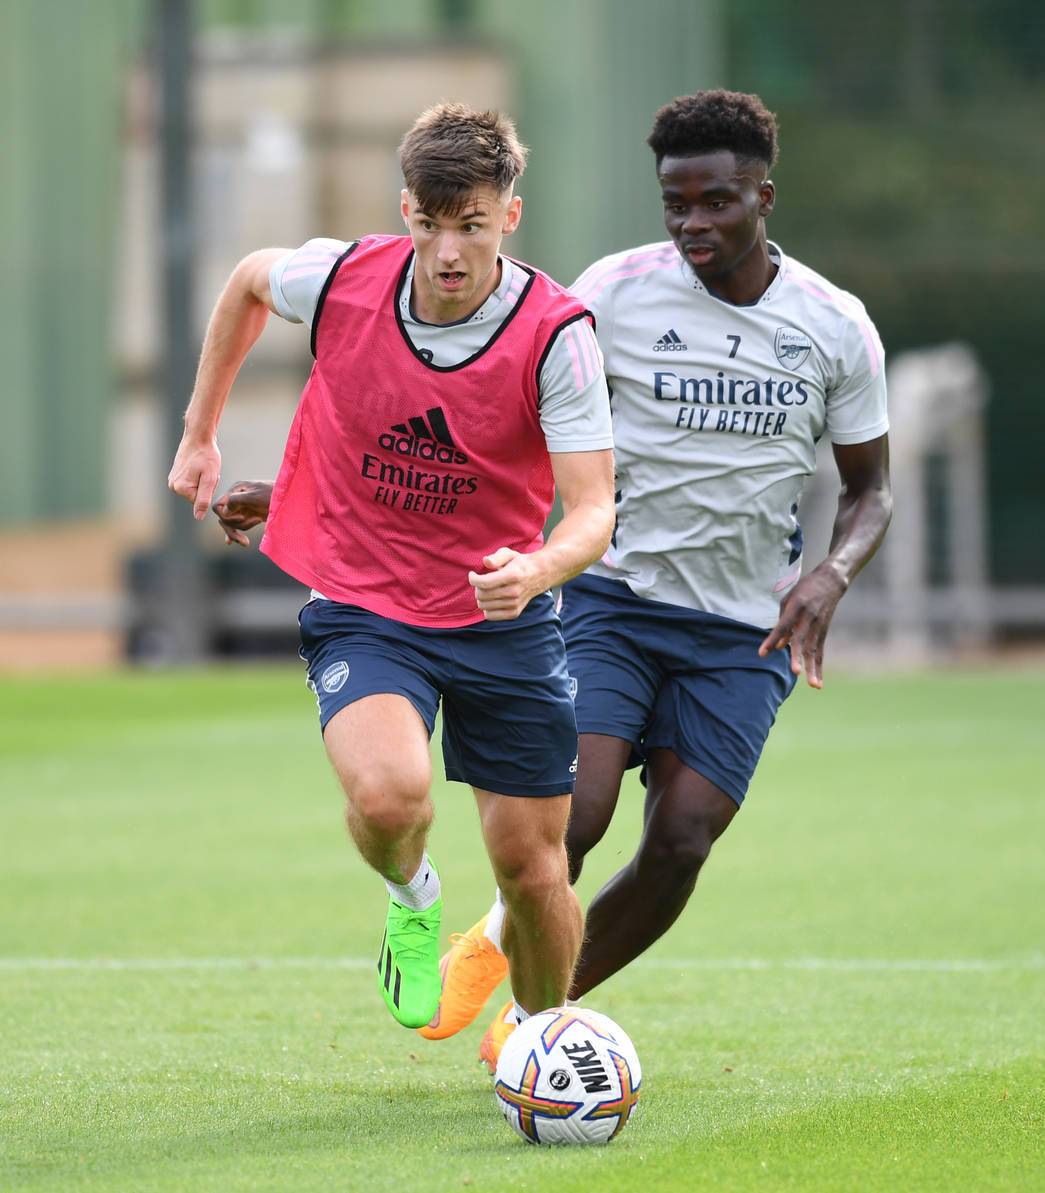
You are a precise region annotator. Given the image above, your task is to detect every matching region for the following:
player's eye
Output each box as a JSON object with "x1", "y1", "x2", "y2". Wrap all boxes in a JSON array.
[
  {"x1": 461, "y1": 223, "x2": 480, "y2": 233},
  {"x1": 420, "y1": 219, "x2": 436, "y2": 232},
  {"x1": 708, "y1": 200, "x2": 729, "y2": 211}
]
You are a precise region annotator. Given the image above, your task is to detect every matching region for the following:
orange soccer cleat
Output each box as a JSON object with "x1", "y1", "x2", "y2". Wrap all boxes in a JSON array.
[
  {"x1": 417, "y1": 914, "x2": 508, "y2": 1041},
  {"x1": 479, "y1": 999, "x2": 518, "y2": 1074}
]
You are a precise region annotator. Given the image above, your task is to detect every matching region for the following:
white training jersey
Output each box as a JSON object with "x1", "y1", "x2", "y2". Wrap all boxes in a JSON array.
[
  {"x1": 270, "y1": 239, "x2": 613, "y2": 454},
  {"x1": 572, "y1": 240, "x2": 889, "y2": 629}
]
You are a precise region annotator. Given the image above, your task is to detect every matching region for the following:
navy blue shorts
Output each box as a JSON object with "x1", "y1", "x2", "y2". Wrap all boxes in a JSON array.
[
  {"x1": 298, "y1": 595, "x2": 577, "y2": 798},
  {"x1": 560, "y1": 574, "x2": 796, "y2": 805}
]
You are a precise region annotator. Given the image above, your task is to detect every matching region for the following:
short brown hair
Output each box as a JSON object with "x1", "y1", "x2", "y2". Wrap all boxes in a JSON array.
[{"x1": 399, "y1": 103, "x2": 528, "y2": 216}]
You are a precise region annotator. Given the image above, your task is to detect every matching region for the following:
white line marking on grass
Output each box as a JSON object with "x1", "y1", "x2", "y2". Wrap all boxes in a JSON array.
[
  {"x1": 637, "y1": 957, "x2": 1045, "y2": 973},
  {"x1": 0, "y1": 957, "x2": 375, "y2": 972},
  {"x1": 0, "y1": 956, "x2": 1041, "y2": 973}
]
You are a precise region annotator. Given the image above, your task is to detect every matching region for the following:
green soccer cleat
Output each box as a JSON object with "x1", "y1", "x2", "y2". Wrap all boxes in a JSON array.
[{"x1": 376, "y1": 895, "x2": 443, "y2": 1028}]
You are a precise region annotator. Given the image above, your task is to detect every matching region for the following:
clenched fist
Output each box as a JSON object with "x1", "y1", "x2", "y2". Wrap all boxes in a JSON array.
[{"x1": 213, "y1": 480, "x2": 274, "y2": 547}]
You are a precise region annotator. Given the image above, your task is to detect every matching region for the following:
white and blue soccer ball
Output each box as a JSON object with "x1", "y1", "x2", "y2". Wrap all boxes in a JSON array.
[{"x1": 494, "y1": 1006, "x2": 641, "y2": 1146}]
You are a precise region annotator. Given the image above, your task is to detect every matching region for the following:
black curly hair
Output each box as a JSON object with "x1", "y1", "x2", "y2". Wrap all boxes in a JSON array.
[{"x1": 647, "y1": 90, "x2": 778, "y2": 171}]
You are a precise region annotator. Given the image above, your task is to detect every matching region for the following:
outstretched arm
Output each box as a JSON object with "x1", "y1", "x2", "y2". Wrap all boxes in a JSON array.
[
  {"x1": 468, "y1": 449, "x2": 615, "y2": 620},
  {"x1": 167, "y1": 248, "x2": 288, "y2": 520},
  {"x1": 759, "y1": 434, "x2": 892, "y2": 688}
]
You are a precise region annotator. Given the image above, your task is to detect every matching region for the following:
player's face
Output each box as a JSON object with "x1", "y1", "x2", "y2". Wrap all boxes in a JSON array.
[
  {"x1": 658, "y1": 151, "x2": 774, "y2": 290},
  {"x1": 401, "y1": 185, "x2": 522, "y2": 323}
]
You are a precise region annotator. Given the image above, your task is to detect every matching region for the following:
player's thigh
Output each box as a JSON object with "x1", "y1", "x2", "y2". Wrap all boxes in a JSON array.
[
  {"x1": 441, "y1": 607, "x2": 578, "y2": 799},
  {"x1": 323, "y1": 693, "x2": 432, "y2": 812},
  {"x1": 299, "y1": 599, "x2": 440, "y2": 810},
  {"x1": 561, "y1": 575, "x2": 661, "y2": 749},
  {"x1": 561, "y1": 578, "x2": 663, "y2": 849},
  {"x1": 568, "y1": 733, "x2": 635, "y2": 854},
  {"x1": 642, "y1": 747, "x2": 740, "y2": 859},
  {"x1": 645, "y1": 639, "x2": 796, "y2": 807}
]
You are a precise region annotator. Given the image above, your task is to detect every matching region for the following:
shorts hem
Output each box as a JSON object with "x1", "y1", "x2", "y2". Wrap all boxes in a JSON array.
[
  {"x1": 318, "y1": 686, "x2": 436, "y2": 737},
  {"x1": 575, "y1": 721, "x2": 642, "y2": 747},
  {"x1": 444, "y1": 769, "x2": 575, "y2": 798},
  {"x1": 643, "y1": 737, "x2": 749, "y2": 806}
]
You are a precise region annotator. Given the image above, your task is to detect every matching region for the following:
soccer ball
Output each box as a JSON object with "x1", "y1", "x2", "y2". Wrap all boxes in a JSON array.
[{"x1": 493, "y1": 1006, "x2": 641, "y2": 1145}]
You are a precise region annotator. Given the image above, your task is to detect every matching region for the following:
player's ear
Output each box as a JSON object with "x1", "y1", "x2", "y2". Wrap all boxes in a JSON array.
[
  {"x1": 759, "y1": 180, "x2": 775, "y2": 219},
  {"x1": 502, "y1": 194, "x2": 522, "y2": 237},
  {"x1": 400, "y1": 188, "x2": 411, "y2": 228}
]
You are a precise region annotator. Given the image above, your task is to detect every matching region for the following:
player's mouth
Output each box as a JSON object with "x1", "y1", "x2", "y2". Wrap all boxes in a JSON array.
[
  {"x1": 438, "y1": 271, "x2": 467, "y2": 290},
  {"x1": 683, "y1": 244, "x2": 716, "y2": 266}
]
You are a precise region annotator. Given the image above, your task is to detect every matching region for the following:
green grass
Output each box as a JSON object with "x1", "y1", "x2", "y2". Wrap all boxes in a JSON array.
[{"x1": 1, "y1": 666, "x2": 1043, "y2": 1191}]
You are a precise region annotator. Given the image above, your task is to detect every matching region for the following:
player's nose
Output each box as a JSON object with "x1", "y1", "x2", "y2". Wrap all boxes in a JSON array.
[
  {"x1": 682, "y1": 211, "x2": 711, "y2": 236},
  {"x1": 436, "y1": 233, "x2": 461, "y2": 263}
]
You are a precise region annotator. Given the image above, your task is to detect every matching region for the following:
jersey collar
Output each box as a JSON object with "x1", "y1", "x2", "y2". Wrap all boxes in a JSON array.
[
  {"x1": 401, "y1": 255, "x2": 517, "y2": 328},
  {"x1": 677, "y1": 240, "x2": 787, "y2": 307}
]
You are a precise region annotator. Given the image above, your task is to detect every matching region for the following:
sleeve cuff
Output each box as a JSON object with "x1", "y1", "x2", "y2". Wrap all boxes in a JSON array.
[
  {"x1": 546, "y1": 437, "x2": 615, "y2": 453},
  {"x1": 268, "y1": 253, "x2": 301, "y2": 323},
  {"x1": 829, "y1": 419, "x2": 890, "y2": 445}
]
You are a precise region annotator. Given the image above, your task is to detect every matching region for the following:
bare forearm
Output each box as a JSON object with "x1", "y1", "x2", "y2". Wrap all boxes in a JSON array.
[
  {"x1": 531, "y1": 500, "x2": 615, "y2": 590},
  {"x1": 467, "y1": 449, "x2": 614, "y2": 620},
  {"x1": 183, "y1": 271, "x2": 270, "y2": 440},
  {"x1": 760, "y1": 437, "x2": 891, "y2": 687},
  {"x1": 168, "y1": 250, "x2": 284, "y2": 518},
  {"x1": 822, "y1": 484, "x2": 893, "y2": 589}
]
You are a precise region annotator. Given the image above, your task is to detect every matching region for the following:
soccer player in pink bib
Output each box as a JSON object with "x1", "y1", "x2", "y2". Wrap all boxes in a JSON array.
[{"x1": 168, "y1": 104, "x2": 615, "y2": 1031}]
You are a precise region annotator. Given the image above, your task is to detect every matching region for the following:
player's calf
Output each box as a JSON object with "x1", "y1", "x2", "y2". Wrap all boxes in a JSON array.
[
  {"x1": 500, "y1": 862, "x2": 582, "y2": 1014},
  {"x1": 480, "y1": 792, "x2": 581, "y2": 1014}
]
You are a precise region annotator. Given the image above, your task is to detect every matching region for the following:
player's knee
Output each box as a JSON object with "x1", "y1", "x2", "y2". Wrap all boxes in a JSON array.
[
  {"x1": 493, "y1": 843, "x2": 568, "y2": 908},
  {"x1": 642, "y1": 814, "x2": 716, "y2": 885},
  {"x1": 347, "y1": 772, "x2": 430, "y2": 840}
]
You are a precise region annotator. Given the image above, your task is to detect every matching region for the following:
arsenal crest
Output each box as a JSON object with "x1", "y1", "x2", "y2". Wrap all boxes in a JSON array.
[{"x1": 774, "y1": 327, "x2": 812, "y2": 370}]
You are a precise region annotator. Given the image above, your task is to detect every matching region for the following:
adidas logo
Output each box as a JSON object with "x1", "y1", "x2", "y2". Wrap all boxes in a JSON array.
[
  {"x1": 377, "y1": 406, "x2": 469, "y2": 465},
  {"x1": 653, "y1": 328, "x2": 687, "y2": 352}
]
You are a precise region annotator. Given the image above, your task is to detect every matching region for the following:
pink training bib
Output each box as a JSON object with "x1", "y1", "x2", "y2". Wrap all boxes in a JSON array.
[{"x1": 260, "y1": 234, "x2": 591, "y2": 627}]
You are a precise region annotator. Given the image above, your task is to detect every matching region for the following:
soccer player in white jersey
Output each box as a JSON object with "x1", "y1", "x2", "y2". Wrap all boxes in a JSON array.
[{"x1": 402, "y1": 88, "x2": 892, "y2": 1069}]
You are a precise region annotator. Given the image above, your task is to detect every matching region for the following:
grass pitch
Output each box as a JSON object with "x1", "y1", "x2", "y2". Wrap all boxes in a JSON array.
[{"x1": 1, "y1": 666, "x2": 1042, "y2": 1191}]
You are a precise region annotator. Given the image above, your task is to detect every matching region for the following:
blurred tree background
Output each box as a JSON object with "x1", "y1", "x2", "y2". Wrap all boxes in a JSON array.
[{"x1": 727, "y1": 0, "x2": 1045, "y2": 582}]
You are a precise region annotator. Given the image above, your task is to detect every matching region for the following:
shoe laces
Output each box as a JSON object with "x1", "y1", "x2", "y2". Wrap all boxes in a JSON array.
[
  {"x1": 388, "y1": 910, "x2": 437, "y2": 961},
  {"x1": 447, "y1": 932, "x2": 504, "y2": 981}
]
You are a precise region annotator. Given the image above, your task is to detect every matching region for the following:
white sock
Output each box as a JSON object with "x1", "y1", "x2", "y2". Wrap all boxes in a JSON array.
[
  {"x1": 483, "y1": 888, "x2": 506, "y2": 953},
  {"x1": 385, "y1": 853, "x2": 440, "y2": 911},
  {"x1": 512, "y1": 1001, "x2": 530, "y2": 1025}
]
